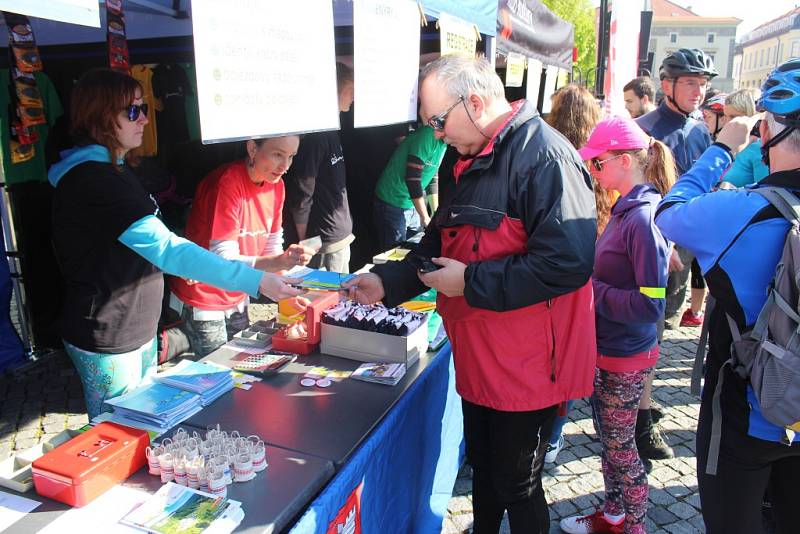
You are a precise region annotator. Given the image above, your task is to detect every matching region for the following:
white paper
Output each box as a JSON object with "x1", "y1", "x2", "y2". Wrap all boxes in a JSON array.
[
  {"x1": 191, "y1": 0, "x2": 339, "y2": 143},
  {"x1": 353, "y1": 0, "x2": 421, "y2": 127},
  {"x1": 541, "y1": 65, "x2": 560, "y2": 114},
  {"x1": 37, "y1": 485, "x2": 147, "y2": 534},
  {"x1": 0, "y1": 490, "x2": 40, "y2": 532},
  {"x1": 603, "y1": 0, "x2": 641, "y2": 116},
  {"x1": 526, "y1": 58, "x2": 542, "y2": 109},
  {"x1": 0, "y1": 0, "x2": 99, "y2": 28},
  {"x1": 438, "y1": 12, "x2": 477, "y2": 58}
]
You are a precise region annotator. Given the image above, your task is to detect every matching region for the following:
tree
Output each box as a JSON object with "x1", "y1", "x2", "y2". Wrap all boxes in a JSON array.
[{"x1": 541, "y1": 0, "x2": 597, "y2": 88}]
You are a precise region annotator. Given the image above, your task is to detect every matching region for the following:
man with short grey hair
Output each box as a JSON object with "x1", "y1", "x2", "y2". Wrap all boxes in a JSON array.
[{"x1": 344, "y1": 55, "x2": 597, "y2": 533}]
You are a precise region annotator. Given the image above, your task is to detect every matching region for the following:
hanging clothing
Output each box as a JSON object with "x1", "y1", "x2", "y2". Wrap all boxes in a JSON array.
[{"x1": 130, "y1": 65, "x2": 159, "y2": 156}]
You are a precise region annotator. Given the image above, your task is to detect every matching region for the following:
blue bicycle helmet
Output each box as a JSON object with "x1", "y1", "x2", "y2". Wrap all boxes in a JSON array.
[
  {"x1": 758, "y1": 57, "x2": 800, "y2": 166},
  {"x1": 758, "y1": 57, "x2": 800, "y2": 120}
]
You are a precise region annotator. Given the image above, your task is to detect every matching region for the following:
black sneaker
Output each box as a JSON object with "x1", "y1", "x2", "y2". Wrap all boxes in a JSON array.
[
  {"x1": 637, "y1": 425, "x2": 674, "y2": 460},
  {"x1": 650, "y1": 404, "x2": 665, "y2": 424}
]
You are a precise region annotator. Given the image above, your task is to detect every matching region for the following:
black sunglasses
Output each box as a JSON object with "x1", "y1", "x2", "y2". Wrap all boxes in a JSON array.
[
  {"x1": 124, "y1": 103, "x2": 148, "y2": 121},
  {"x1": 428, "y1": 96, "x2": 464, "y2": 131},
  {"x1": 591, "y1": 154, "x2": 624, "y2": 172}
]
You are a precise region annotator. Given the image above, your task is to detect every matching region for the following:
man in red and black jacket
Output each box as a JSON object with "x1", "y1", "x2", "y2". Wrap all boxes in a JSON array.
[{"x1": 344, "y1": 56, "x2": 597, "y2": 534}]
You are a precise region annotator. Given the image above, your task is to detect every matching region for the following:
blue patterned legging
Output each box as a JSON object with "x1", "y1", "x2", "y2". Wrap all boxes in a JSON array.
[
  {"x1": 64, "y1": 338, "x2": 157, "y2": 419},
  {"x1": 591, "y1": 367, "x2": 651, "y2": 534}
]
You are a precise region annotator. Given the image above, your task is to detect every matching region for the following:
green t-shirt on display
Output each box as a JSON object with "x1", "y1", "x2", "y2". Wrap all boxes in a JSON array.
[
  {"x1": 375, "y1": 125, "x2": 446, "y2": 210},
  {"x1": 0, "y1": 70, "x2": 63, "y2": 185}
]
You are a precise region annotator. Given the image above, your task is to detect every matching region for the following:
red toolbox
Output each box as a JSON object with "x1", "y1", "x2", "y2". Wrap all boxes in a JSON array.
[{"x1": 31, "y1": 421, "x2": 149, "y2": 507}]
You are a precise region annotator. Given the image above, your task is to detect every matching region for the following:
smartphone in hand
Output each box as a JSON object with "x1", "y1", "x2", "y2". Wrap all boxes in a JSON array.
[{"x1": 408, "y1": 255, "x2": 441, "y2": 273}]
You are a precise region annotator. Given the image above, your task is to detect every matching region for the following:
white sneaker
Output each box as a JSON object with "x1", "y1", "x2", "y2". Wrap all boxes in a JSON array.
[{"x1": 544, "y1": 435, "x2": 564, "y2": 464}]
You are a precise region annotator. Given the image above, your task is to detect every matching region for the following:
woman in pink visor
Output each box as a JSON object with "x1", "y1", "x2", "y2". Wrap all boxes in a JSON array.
[{"x1": 560, "y1": 116, "x2": 676, "y2": 534}]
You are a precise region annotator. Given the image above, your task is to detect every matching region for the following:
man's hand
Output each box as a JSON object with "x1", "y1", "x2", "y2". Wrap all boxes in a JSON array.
[
  {"x1": 259, "y1": 273, "x2": 304, "y2": 301},
  {"x1": 341, "y1": 273, "x2": 385, "y2": 304},
  {"x1": 717, "y1": 116, "x2": 759, "y2": 156},
  {"x1": 281, "y1": 244, "x2": 314, "y2": 269},
  {"x1": 418, "y1": 257, "x2": 466, "y2": 297},
  {"x1": 668, "y1": 249, "x2": 684, "y2": 273}
]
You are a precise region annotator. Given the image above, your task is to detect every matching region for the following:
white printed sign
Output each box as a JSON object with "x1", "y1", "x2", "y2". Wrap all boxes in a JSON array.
[
  {"x1": 192, "y1": 0, "x2": 339, "y2": 143},
  {"x1": 439, "y1": 12, "x2": 477, "y2": 58},
  {"x1": 526, "y1": 58, "x2": 542, "y2": 109},
  {"x1": 354, "y1": 0, "x2": 420, "y2": 127},
  {"x1": 541, "y1": 64, "x2": 560, "y2": 114}
]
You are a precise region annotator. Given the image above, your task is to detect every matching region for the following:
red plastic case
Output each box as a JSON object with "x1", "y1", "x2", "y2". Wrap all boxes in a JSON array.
[
  {"x1": 31, "y1": 422, "x2": 149, "y2": 507},
  {"x1": 272, "y1": 291, "x2": 340, "y2": 355}
]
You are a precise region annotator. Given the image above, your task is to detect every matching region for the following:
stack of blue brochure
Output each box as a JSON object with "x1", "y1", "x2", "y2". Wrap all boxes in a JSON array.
[
  {"x1": 104, "y1": 382, "x2": 203, "y2": 431},
  {"x1": 154, "y1": 360, "x2": 234, "y2": 406}
]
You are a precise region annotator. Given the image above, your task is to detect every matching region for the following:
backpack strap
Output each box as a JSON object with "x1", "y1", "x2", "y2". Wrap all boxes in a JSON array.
[
  {"x1": 691, "y1": 296, "x2": 715, "y2": 396},
  {"x1": 706, "y1": 358, "x2": 732, "y2": 475},
  {"x1": 751, "y1": 187, "x2": 800, "y2": 227}
]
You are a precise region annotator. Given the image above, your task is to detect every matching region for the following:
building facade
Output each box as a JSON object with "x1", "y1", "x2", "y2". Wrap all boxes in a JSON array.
[
  {"x1": 734, "y1": 8, "x2": 800, "y2": 91},
  {"x1": 647, "y1": 0, "x2": 740, "y2": 92}
]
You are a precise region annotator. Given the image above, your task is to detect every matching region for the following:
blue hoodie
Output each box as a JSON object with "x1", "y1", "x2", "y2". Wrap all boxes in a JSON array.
[{"x1": 593, "y1": 183, "x2": 669, "y2": 358}]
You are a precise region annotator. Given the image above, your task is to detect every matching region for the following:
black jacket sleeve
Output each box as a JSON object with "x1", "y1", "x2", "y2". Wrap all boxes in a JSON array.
[
  {"x1": 372, "y1": 207, "x2": 443, "y2": 307},
  {"x1": 463, "y1": 157, "x2": 597, "y2": 311}
]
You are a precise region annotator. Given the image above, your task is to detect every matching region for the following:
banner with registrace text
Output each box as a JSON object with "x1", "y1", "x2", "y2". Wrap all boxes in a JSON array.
[
  {"x1": 439, "y1": 13, "x2": 478, "y2": 58},
  {"x1": 191, "y1": 0, "x2": 340, "y2": 143},
  {"x1": 353, "y1": 0, "x2": 420, "y2": 128},
  {"x1": 0, "y1": 0, "x2": 99, "y2": 27}
]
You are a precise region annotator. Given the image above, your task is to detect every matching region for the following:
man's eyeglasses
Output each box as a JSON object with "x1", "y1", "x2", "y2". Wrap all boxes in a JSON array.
[
  {"x1": 427, "y1": 96, "x2": 464, "y2": 131},
  {"x1": 591, "y1": 154, "x2": 624, "y2": 172},
  {"x1": 124, "y1": 103, "x2": 148, "y2": 122},
  {"x1": 674, "y1": 79, "x2": 709, "y2": 91}
]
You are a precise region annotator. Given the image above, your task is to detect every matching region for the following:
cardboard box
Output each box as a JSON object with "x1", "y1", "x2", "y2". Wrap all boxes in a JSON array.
[
  {"x1": 0, "y1": 428, "x2": 81, "y2": 492},
  {"x1": 32, "y1": 422, "x2": 149, "y2": 507},
  {"x1": 320, "y1": 315, "x2": 428, "y2": 366}
]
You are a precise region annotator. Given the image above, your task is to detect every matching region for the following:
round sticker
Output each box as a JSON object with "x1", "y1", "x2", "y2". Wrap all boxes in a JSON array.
[
  {"x1": 316, "y1": 378, "x2": 332, "y2": 388},
  {"x1": 300, "y1": 378, "x2": 316, "y2": 387}
]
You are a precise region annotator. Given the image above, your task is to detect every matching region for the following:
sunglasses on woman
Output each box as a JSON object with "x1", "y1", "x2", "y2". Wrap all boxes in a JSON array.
[
  {"x1": 124, "y1": 103, "x2": 148, "y2": 121},
  {"x1": 591, "y1": 154, "x2": 624, "y2": 172}
]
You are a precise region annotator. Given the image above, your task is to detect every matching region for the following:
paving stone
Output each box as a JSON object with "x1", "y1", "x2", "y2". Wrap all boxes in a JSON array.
[
  {"x1": 649, "y1": 488, "x2": 678, "y2": 506},
  {"x1": 668, "y1": 502, "x2": 698, "y2": 520},
  {"x1": 13, "y1": 437, "x2": 38, "y2": 450},
  {"x1": 14, "y1": 428, "x2": 39, "y2": 440},
  {"x1": 550, "y1": 499, "x2": 578, "y2": 518},
  {"x1": 649, "y1": 506, "x2": 680, "y2": 526},
  {"x1": 665, "y1": 520, "x2": 702, "y2": 534},
  {"x1": 447, "y1": 495, "x2": 472, "y2": 514}
]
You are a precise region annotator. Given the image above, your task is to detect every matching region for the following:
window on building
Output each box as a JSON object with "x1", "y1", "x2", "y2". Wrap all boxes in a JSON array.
[
  {"x1": 792, "y1": 41, "x2": 800, "y2": 58},
  {"x1": 669, "y1": 33, "x2": 678, "y2": 44},
  {"x1": 707, "y1": 33, "x2": 715, "y2": 44},
  {"x1": 760, "y1": 49, "x2": 765, "y2": 66}
]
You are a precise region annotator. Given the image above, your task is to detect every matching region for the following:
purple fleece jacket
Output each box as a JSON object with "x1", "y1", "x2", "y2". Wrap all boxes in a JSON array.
[{"x1": 593, "y1": 183, "x2": 669, "y2": 356}]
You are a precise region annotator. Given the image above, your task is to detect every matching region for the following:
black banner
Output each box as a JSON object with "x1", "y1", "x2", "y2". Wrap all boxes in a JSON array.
[{"x1": 496, "y1": 0, "x2": 573, "y2": 70}]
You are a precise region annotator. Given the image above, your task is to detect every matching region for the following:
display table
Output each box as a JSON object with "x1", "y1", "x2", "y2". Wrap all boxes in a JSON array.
[
  {"x1": 6, "y1": 432, "x2": 335, "y2": 534},
  {"x1": 5, "y1": 343, "x2": 463, "y2": 534}
]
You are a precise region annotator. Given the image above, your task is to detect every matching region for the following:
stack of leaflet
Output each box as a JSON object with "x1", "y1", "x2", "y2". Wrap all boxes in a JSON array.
[
  {"x1": 154, "y1": 360, "x2": 234, "y2": 406},
  {"x1": 351, "y1": 362, "x2": 407, "y2": 386},
  {"x1": 120, "y1": 482, "x2": 244, "y2": 534},
  {"x1": 104, "y1": 382, "x2": 203, "y2": 432}
]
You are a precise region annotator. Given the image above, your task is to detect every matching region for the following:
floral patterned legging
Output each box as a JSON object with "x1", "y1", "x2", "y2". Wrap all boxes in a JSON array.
[{"x1": 591, "y1": 367, "x2": 652, "y2": 534}]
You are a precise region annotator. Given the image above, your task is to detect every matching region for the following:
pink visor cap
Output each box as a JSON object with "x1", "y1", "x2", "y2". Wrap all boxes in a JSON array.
[{"x1": 578, "y1": 115, "x2": 651, "y2": 161}]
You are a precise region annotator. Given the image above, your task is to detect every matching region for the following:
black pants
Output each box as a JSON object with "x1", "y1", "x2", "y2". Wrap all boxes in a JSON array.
[
  {"x1": 462, "y1": 399, "x2": 556, "y2": 534},
  {"x1": 696, "y1": 367, "x2": 800, "y2": 533}
]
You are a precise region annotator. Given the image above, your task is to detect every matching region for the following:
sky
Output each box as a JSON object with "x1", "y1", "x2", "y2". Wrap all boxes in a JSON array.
[{"x1": 592, "y1": 0, "x2": 795, "y2": 39}]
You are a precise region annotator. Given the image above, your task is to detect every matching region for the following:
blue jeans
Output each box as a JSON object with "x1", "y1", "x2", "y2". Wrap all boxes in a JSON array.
[
  {"x1": 178, "y1": 305, "x2": 250, "y2": 357},
  {"x1": 549, "y1": 399, "x2": 574, "y2": 445},
  {"x1": 373, "y1": 197, "x2": 421, "y2": 252}
]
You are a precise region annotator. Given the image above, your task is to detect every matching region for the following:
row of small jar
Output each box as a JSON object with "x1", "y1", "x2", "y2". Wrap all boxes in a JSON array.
[{"x1": 145, "y1": 427, "x2": 267, "y2": 497}]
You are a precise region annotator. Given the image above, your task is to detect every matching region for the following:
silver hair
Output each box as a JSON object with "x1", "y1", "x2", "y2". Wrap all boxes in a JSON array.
[
  {"x1": 419, "y1": 55, "x2": 505, "y2": 101},
  {"x1": 765, "y1": 112, "x2": 800, "y2": 152}
]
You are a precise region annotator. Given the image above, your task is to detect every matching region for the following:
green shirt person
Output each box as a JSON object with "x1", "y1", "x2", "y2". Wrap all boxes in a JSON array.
[{"x1": 373, "y1": 125, "x2": 446, "y2": 251}]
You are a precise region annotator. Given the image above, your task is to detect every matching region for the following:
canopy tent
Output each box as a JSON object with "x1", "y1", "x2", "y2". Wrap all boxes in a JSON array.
[{"x1": 496, "y1": 0, "x2": 573, "y2": 70}]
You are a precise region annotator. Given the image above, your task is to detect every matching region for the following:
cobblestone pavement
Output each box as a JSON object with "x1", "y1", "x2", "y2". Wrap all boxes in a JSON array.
[{"x1": 442, "y1": 325, "x2": 706, "y2": 534}]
